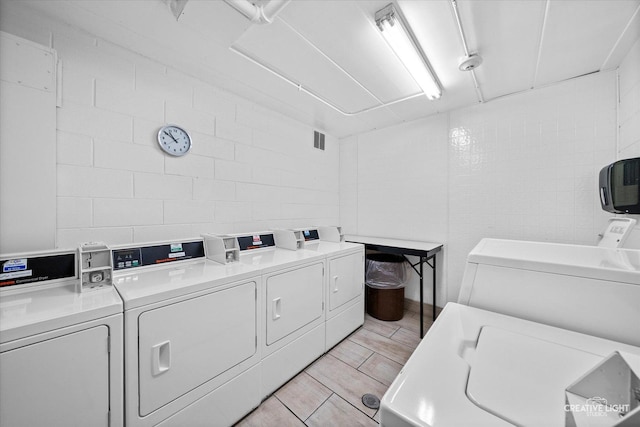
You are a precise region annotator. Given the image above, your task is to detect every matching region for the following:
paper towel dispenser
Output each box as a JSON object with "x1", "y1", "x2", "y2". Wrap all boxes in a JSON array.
[{"x1": 599, "y1": 157, "x2": 640, "y2": 214}]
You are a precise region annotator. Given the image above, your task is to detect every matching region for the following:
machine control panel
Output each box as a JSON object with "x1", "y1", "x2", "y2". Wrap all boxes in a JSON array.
[
  {"x1": 113, "y1": 248, "x2": 142, "y2": 269},
  {"x1": 237, "y1": 234, "x2": 276, "y2": 251},
  {"x1": 302, "y1": 229, "x2": 320, "y2": 241},
  {"x1": 113, "y1": 241, "x2": 205, "y2": 270},
  {"x1": 0, "y1": 252, "x2": 75, "y2": 288}
]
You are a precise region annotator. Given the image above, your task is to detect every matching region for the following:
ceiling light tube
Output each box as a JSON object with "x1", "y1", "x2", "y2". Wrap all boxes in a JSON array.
[{"x1": 375, "y1": 3, "x2": 442, "y2": 100}]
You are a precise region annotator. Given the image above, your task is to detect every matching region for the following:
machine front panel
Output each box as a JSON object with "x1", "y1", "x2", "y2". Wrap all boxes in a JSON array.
[
  {"x1": 471, "y1": 264, "x2": 640, "y2": 346},
  {"x1": 328, "y1": 252, "x2": 364, "y2": 312},
  {"x1": 0, "y1": 325, "x2": 110, "y2": 427},
  {"x1": 265, "y1": 262, "x2": 324, "y2": 345},
  {"x1": 137, "y1": 281, "x2": 257, "y2": 416}
]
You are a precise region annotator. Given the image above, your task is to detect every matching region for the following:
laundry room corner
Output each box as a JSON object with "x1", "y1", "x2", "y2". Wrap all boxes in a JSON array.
[{"x1": 338, "y1": 114, "x2": 450, "y2": 307}]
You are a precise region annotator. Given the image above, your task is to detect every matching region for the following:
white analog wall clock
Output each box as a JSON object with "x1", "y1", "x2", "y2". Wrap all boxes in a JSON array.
[{"x1": 157, "y1": 125, "x2": 192, "y2": 156}]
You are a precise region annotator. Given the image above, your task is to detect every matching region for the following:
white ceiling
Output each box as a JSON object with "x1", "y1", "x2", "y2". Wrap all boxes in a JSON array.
[{"x1": 5, "y1": 0, "x2": 640, "y2": 137}]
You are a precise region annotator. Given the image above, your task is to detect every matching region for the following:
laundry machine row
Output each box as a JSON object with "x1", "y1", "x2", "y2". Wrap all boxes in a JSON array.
[
  {"x1": 1, "y1": 226, "x2": 364, "y2": 427},
  {"x1": 203, "y1": 226, "x2": 365, "y2": 397},
  {"x1": 115, "y1": 226, "x2": 364, "y2": 425}
]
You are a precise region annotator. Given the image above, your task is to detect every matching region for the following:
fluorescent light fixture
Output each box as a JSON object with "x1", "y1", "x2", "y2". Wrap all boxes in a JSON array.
[{"x1": 375, "y1": 3, "x2": 442, "y2": 100}]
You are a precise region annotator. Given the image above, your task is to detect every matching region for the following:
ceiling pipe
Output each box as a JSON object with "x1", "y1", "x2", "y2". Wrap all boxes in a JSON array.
[
  {"x1": 450, "y1": 0, "x2": 484, "y2": 103},
  {"x1": 260, "y1": 0, "x2": 291, "y2": 23},
  {"x1": 224, "y1": 0, "x2": 291, "y2": 24}
]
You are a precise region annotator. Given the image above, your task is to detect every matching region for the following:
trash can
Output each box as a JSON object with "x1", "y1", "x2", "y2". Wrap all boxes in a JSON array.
[{"x1": 365, "y1": 253, "x2": 406, "y2": 321}]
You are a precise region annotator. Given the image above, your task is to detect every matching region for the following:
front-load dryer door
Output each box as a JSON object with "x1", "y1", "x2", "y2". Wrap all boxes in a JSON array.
[
  {"x1": 0, "y1": 326, "x2": 110, "y2": 427},
  {"x1": 266, "y1": 262, "x2": 324, "y2": 346},
  {"x1": 328, "y1": 253, "x2": 364, "y2": 312},
  {"x1": 138, "y1": 281, "x2": 257, "y2": 416}
]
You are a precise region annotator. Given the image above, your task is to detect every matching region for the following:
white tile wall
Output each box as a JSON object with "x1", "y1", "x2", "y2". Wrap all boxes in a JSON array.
[
  {"x1": 447, "y1": 71, "x2": 617, "y2": 302},
  {"x1": 616, "y1": 38, "x2": 640, "y2": 228},
  {"x1": 0, "y1": 11, "x2": 339, "y2": 249},
  {"x1": 341, "y1": 71, "x2": 619, "y2": 306},
  {"x1": 618, "y1": 38, "x2": 640, "y2": 159}
]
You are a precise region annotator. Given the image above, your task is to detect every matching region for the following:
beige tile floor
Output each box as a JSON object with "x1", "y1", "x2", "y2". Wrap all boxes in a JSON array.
[{"x1": 236, "y1": 303, "x2": 441, "y2": 427}]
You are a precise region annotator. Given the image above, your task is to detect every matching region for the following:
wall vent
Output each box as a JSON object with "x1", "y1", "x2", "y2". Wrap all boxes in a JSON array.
[{"x1": 313, "y1": 131, "x2": 325, "y2": 150}]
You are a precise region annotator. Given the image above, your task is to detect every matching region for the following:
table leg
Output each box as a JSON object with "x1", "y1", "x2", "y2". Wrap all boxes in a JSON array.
[
  {"x1": 432, "y1": 253, "x2": 437, "y2": 321},
  {"x1": 420, "y1": 256, "x2": 424, "y2": 338}
]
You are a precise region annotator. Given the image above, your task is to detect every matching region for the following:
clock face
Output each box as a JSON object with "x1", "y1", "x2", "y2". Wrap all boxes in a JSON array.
[{"x1": 157, "y1": 125, "x2": 192, "y2": 156}]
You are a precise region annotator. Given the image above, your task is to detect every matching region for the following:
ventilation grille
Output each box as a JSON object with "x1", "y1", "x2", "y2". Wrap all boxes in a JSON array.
[{"x1": 313, "y1": 131, "x2": 325, "y2": 150}]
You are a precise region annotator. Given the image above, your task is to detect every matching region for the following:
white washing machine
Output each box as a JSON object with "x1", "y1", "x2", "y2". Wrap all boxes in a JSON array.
[
  {"x1": 380, "y1": 303, "x2": 640, "y2": 427},
  {"x1": 458, "y1": 238, "x2": 640, "y2": 346},
  {"x1": 208, "y1": 231, "x2": 327, "y2": 398},
  {"x1": 380, "y1": 238, "x2": 640, "y2": 426},
  {"x1": 0, "y1": 248, "x2": 123, "y2": 427},
  {"x1": 294, "y1": 227, "x2": 365, "y2": 350},
  {"x1": 111, "y1": 239, "x2": 264, "y2": 427}
]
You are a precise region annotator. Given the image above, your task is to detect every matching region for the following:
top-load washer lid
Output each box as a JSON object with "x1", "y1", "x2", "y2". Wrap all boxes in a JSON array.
[
  {"x1": 379, "y1": 303, "x2": 640, "y2": 427},
  {"x1": 467, "y1": 326, "x2": 602, "y2": 426},
  {"x1": 467, "y1": 238, "x2": 640, "y2": 284}
]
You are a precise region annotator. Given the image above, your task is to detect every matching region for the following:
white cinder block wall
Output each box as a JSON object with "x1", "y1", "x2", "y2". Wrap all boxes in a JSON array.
[
  {"x1": 341, "y1": 71, "x2": 620, "y2": 306},
  {"x1": 0, "y1": 9, "x2": 339, "y2": 249}
]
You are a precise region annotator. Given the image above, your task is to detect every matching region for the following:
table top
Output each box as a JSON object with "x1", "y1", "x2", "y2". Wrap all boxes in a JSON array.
[{"x1": 344, "y1": 235, "x2": 442, "y2": 257}]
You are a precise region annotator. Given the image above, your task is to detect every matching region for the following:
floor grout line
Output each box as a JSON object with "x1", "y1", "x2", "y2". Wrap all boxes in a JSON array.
[
  {"x1": 356, "y1": 346, "x2": 375, "y2": 370},
  {"x1": 273, "y1": 394, "x2": 308, "y2": 425},
  {"x1": 299, "y1": 391, "x2": 334, "y2": 425},
  {"x1": 305, "y1": 353, "x2": 385, "y2": 421},
  {"x1": 240, "y1": 310, "x2": 426, "y2": 426}
]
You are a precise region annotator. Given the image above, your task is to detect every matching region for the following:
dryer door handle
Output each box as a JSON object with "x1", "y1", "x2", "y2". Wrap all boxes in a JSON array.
[
  {"x1": 152, "y1": 340, "x2": 171, "y2": 376},
  {"x1": 272, "y1": 297, "x2": 281, "y2": 320},
  {"x1": 332, "y1": 275, "x2": 339, "y2": 293}
]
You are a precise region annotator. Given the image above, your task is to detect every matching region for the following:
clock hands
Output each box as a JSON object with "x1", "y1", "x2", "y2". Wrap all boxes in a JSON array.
[
  {"x1": 158, "y1": 126, "x2": 191, "y2": 156},
  {"x1": 164, "y1": 130, "x2": 180, "y2": 144}
]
